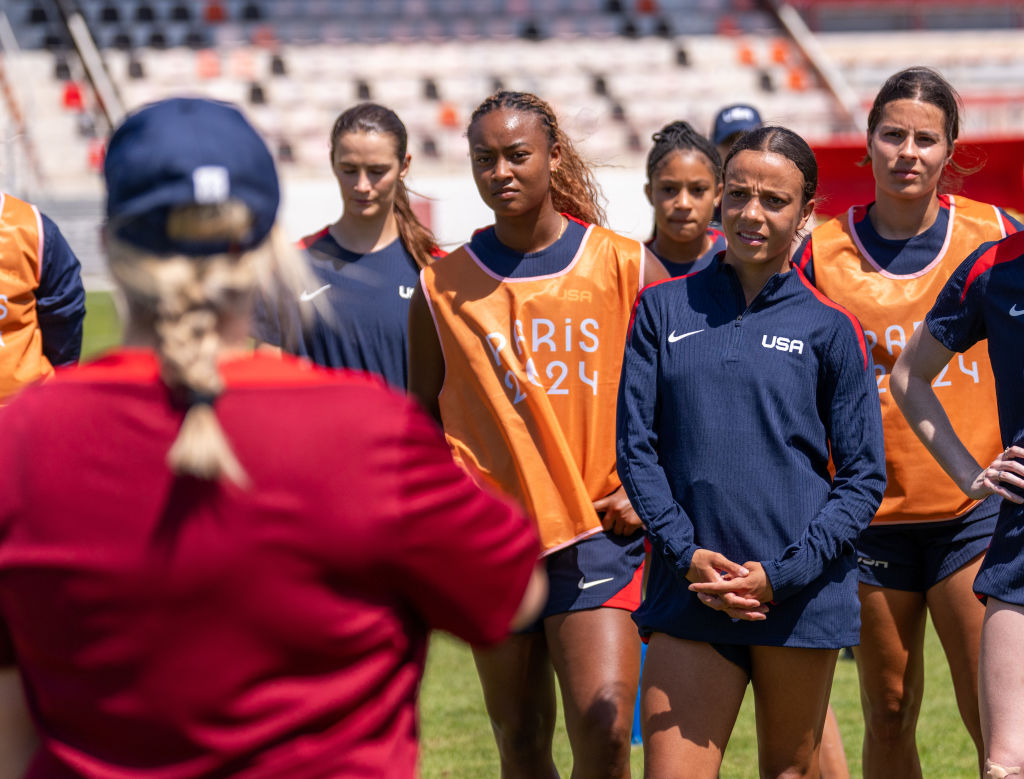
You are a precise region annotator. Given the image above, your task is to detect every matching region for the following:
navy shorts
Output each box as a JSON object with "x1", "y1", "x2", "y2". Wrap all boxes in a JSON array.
[
  {"x1": 974, "y1": 501, "x2": 1024, "y2": 606},
  {"x1": 856, "y1": 495, "x2": 998, "y2": 591},
  {"x1": 519, "y1": 529, "x2": 646, "y2": 633},
  {"x1": 712, "y1": 642, "x2": 753, "y2": 679}
]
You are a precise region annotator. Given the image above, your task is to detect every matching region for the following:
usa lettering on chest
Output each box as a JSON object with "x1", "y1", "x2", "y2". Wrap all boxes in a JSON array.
[
  {"x1": 761, "y1": 334, "x2": 804, "y2": 354},
  {"x1": 484, "y1": 317, "x2": 600, "y2": 404}
]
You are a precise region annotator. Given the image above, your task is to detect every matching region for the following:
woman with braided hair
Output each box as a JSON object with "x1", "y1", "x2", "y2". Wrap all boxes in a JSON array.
[
  {"x1": 0, "y1": 97, "x2": 545, "y2": 778},
  {"x1": 409, "y1": 90, "x2": 667, "y2": 778},
  {"x1": 644, "y1": 120, "x2": 726, "y2": 277}
]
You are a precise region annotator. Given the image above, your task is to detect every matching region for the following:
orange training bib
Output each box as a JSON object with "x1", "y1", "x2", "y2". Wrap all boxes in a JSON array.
[
  {"x1": 811, "y1": 196, "x2": 1009, "y2": 524},
  {"x1": 421, "y1": 224, "x2": 644, "y2": 552}
]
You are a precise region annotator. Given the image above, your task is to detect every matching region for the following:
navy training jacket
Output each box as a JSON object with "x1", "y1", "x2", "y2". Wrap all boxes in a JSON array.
[{"x1": 617, "y1": 258, "x2": 885, "y2": 647}]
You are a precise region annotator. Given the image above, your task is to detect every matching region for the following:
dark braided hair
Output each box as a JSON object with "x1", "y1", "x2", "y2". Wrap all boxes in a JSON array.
[
  {"x1": 646, "y1": 120, "x2": 722, "y2": 241},
  {"x1": 468, "y1": 91, "x2": 607, "y2": 226},
  {"x1": 330, "y1": 103, "x2": 440, "y2": 269},
  {"x1": 646, "y1": 120, "x2": 721, "y2": 183}
]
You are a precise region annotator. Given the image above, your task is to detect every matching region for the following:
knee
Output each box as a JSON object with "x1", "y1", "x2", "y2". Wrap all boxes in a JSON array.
[
  {"x1": 765, "y1": 768, "x2": 814, "y2": 779},
  {"x1": 864, "y1": 695, "x2": 919, "y2": 743},
  {"x1": 574, "y1": 690, "x2": 633, "y2": 759},
  {"x1": 760, "y1": 751, "x2": 817, "y2": 779},
  {"x1": 489, "y1": 709, "x2": 554, "y2": 764}
]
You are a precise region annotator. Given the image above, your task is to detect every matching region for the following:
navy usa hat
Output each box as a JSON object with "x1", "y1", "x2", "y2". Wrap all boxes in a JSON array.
[
  {"x1": 711, "y1": 103, "x2": 763, "y2": 146},
  {"x1": 104, "y1": 97, "x2": 279, "y2": 256}
]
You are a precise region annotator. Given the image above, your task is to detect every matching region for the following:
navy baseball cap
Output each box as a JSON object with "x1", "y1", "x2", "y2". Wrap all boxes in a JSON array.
[
  {"x1": 104, "y1": 97, "x2": 279, "y2": 256},
  {"x1": 711, "y1": 104, "x2": 763, "y2": 146}
]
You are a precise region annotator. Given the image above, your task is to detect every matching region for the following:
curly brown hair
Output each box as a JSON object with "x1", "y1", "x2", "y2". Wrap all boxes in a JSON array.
[{"x1": 468, "y1": 91, "x2": 607, "y2": 226}]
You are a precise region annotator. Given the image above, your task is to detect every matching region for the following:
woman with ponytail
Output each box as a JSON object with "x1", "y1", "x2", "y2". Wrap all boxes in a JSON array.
[
  {"x1": 644, "y1": 120, "x2": 726, "y2": 277},
  {"x1": 255, "y1": 102, "x2": 441, "y2": 389},
  {"x1": 0, "y1": 97, "x2": 544, "y2": 778},
  {"x1": 794, "y1": 67, "x2": 1023, "y2": 777},
  {"x1": 409, "y1": 90, "x2": 667, "y2": 778}
]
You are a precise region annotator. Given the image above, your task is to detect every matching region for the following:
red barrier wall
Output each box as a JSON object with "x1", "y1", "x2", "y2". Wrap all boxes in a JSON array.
[{"x1": 812, "y1": 138, "x2": 1024, "y2": 217}]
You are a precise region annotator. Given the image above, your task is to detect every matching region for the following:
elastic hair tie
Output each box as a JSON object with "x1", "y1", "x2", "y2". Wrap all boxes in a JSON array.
[{"x1": 185, "y1": 388, "x2": 219, "y2": 408}]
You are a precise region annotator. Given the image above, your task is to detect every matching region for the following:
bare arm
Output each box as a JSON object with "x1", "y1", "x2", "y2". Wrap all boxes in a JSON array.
[
  {"x1": 892, "y1": 326, "x2": 1024, "y2": 503},
  {"x1": 407, "y1": 284, "x2": 445, "y2": 426},
  {"x1": 0, "y1": 667, "x2": 37, "y2": 776}
]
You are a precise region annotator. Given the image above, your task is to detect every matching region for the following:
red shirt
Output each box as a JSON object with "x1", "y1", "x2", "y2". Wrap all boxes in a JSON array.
[{"x1": 0, "y1": 350, "x2": 538, "y2": 778}]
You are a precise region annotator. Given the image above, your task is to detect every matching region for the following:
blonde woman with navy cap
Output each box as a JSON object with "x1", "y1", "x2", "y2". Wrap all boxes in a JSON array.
[{"x1": 0, "y1": 98, "x2": 544, "y2": 778}]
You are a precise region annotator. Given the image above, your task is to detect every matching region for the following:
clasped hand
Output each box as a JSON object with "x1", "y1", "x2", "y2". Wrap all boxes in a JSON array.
[
  {"x1": 968, "y1": 445, "x2": 1024, "y2": 504},
  {"x1": 686, "y1": 549, "x2": 774, "y2": 622},
  {"x1": 593, "y1": 486, "x2": 644, "y2": 535}
]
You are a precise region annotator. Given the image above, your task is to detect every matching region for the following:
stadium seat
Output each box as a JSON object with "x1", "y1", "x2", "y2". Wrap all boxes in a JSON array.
[
  {"x1": 128, "y1": 55, "x2": 145, "y2": 79},
  {"x1": 171, "y1": 3, "x2": 192, "y2": 22},
  {"x1": 204, "y1": 0, "x2": 227, "y2": 23},
  {"x1": 99, "y1": 3, "x2": 120, "y2": 24},
  {"x1": 27, "y1": 5, "x2": 48, "y2": 24},
  {"x1": 53, "y1": 54, "x2": 71, "y2": 80}
]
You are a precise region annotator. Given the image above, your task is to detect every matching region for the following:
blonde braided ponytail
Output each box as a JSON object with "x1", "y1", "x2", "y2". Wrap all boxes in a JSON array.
[{"x1": 107, "y1": 201, "x2": 268, "y2": 486}]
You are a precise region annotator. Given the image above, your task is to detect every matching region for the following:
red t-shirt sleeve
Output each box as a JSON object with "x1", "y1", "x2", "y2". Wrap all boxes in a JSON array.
[{"x1": 385, "y1": 403, "x2": 539, "y2": 647}]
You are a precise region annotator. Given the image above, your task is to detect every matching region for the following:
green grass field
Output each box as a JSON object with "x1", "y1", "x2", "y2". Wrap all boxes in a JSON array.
[
  {"x1": 419, "y1": 619, "x2": 975, "y2": 778},
  {"x1": 82, "y1": 290, "x2": 123, "y2": 360},
  {"x1": 81, "y1": 290, "x2": 978, "y2": 777}
]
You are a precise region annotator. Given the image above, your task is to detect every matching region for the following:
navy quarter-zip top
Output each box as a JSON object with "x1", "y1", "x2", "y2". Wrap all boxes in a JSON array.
[{"x1": 617, "y1": 258, "x2": 885, "y2": 647}]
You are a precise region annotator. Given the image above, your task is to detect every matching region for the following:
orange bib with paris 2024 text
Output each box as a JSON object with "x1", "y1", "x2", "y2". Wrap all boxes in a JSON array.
[
  {"x1": 421, "y1": 223, "x2": 644, "y2": 553},
  {"x1": 810, "y1": 195, "x2": 1010, "y2": 525},
  {"x1": 0, "y1": 193, "x2": 52, "y2": 405}
]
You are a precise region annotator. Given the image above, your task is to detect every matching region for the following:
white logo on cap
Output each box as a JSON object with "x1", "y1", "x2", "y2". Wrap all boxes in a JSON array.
[
  {"x1": 723, "y1": 106, "x2": 756, "y2": 123},
  {"x1": 193, "y1": 165, "x2": 230, "y2": 204}
]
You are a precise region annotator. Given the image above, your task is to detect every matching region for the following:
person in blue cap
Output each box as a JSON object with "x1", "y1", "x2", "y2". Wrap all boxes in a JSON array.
[
  {"x1": 0, "y1": 97, "x2": 545, "y2": 778},
  {"x1": 711, "y1": 102, "x2": 763, "y2": 162},
  {"x1": 709, "y1": 103, "x2": 763, "y2": 229}
]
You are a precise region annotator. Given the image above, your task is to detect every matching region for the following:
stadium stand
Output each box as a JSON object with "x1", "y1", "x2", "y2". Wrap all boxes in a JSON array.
[{"x1": 2, "y1": 0, "x2": 1023, "y2": 276}]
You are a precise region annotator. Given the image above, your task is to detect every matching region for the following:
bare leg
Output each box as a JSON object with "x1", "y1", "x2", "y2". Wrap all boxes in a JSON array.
[
  {"x1": 855, "y1": 582, "x2": 927, "y2": 779},
  {"x1": 819, "y1": 704, "x2": 850, "y2": 779},
  {"x1": 980, "y1": 599, "x2": 1024, "y2": 775},
  {"x1": 545, "y1": 607, "x2": 640, "y2": 779},
  {"x1": 0, "y1": 668, "x2": 36, "y2": 777},
  {"x1": 473, "y1": 632, "x2": 560, "y2": 779},
  {"x1": 752, "y1": 645, "x2": 838, "y2": 778},
  {"x1": 640, "y1": 633, "x2": 748, "y2": 779},
  {"x1": 926, "y1": 552, "x2": 987, "y2": 774}
]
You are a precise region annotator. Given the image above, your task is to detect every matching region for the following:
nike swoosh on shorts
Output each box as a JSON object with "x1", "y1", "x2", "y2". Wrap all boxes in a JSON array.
[{"x1": 577, "y1": 576, "x2": 615, "y2": 590}]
